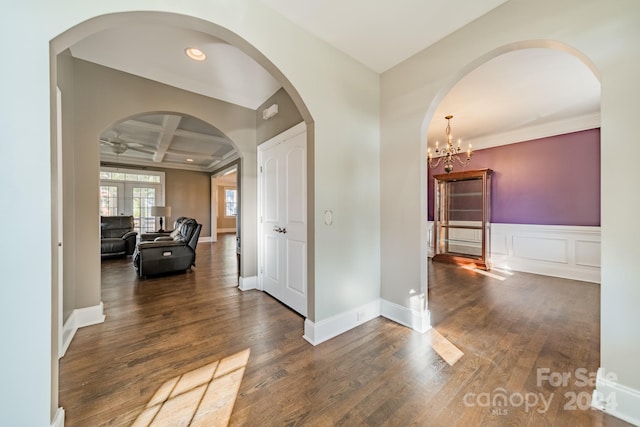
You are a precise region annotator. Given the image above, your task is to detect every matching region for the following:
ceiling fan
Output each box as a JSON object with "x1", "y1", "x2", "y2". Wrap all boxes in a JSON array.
[{"x1": 99, "y1": 133, "x2": 154, "y2": 155}]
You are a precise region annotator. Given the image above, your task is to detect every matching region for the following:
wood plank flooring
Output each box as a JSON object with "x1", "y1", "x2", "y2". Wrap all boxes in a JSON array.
[{"x1": 59, "y1": 234, "x2": 631, "y2": 426}]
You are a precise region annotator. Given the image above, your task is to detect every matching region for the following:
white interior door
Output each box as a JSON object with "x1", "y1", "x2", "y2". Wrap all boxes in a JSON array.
[{"x1": 259, "y1": 126, "x2": 307, "y2": 316}]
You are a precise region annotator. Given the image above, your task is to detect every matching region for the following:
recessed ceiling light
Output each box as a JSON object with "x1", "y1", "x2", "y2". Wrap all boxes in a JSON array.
[
  {"x1": 186, "y1": 158, "x2": 194, "y2": 162},
  {"x1": 185, "y1": 47, "x2": 206, "y2": 61}
]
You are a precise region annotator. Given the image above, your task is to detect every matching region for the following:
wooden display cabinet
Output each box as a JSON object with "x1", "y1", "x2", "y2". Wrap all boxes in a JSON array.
[{"x1": 432, "y1": 168, "x2": 492, "y2": 270}]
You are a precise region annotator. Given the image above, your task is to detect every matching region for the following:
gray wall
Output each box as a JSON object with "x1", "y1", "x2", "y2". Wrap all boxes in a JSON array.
[
  {"x1": 165, "y1": 168, "x2": 212, "y2": 236},
  {"x1": 256, "y1": 87, "x2": 303, "y2": 143}
]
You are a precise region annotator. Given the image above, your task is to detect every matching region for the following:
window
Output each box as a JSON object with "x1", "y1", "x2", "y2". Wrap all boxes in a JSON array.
[
  {"x1": 100, "y1": 171, "x2": 160, "y2": 183},
  {"x1": 225, "y1": 188, "x2": 237, "y2": 217}
]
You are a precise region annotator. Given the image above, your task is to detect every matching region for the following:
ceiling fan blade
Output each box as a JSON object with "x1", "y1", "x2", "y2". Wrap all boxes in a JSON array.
[
  {"x1": 128, "y1": 146, "x2": 154, "y2": 155},
  {"x1": 117, "y1": 134, "x2": 149, "y2": 147}
]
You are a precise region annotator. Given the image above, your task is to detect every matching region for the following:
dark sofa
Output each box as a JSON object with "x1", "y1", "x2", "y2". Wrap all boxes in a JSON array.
[
  {"x1": 101, "y1": 216, "x2": 138, "y2": 257},
  {"x1": 133, "y1": 217, "x2": 202, "y2": 278}
]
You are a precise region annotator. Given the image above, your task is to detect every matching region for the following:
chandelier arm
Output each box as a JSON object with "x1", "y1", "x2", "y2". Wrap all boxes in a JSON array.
[
  {"x1": 454, "y1": 155, "x2": 468, "y2": 166},
  {"x1": 428, "y1": 156, "x2": 443, "y2": 168}
]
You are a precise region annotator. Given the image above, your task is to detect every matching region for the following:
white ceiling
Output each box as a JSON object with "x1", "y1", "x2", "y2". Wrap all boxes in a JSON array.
[
  {"x1": 68, "y1": 2, "x2": 601, "y2": 172},
  {"x1": 429, "y1": 48, "x2": 601, "y2": 149},
  {"x1": 71, "y1": 25, "x2": 281, "y2": 110},
  {"x1": 259, "y1": 0, "x2": 510, "y2": 73}
]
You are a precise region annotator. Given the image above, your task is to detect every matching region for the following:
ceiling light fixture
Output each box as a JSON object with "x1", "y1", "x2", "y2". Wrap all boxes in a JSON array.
[
  {"x1": 185, "y1": 47, "x2": 206, "y2": 61},
  {"x1": 427, "y1": 115, "x2": 472, "y2": 173}
]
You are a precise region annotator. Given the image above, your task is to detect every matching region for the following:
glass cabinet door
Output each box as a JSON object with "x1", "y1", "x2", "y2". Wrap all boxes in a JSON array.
[{"x1": 433, "y1": 169, "x2": 492, "y2": 270}]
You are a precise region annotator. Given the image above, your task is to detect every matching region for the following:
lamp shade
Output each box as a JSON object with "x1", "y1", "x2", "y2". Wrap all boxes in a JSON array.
[{"x1": 150, "y1": 206, "x2": 171, "y2": 217}]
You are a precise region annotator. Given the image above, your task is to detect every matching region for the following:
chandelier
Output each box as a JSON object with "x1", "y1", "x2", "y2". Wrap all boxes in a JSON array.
[{"x1": 427, "y1": 115, "x2": 472, "y2": 173}]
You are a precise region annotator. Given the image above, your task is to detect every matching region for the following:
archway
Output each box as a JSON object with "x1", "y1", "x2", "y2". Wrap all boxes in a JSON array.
[
  {"x1": 51, "y1": 9, "x2": 314, "y2": 417},
  {"x1": 421, "y1": 40, "x2": 601, "y2": 323}
]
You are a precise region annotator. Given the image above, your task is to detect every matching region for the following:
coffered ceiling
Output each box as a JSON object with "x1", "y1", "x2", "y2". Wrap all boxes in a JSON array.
[{"x1": 99, "y1": 113, "x2": 238, "y2": 172}]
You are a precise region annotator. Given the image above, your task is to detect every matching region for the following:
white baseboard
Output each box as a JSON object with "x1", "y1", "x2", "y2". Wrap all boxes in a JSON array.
[
  {"x1": 381, "y1": 299, "x2": 431, "y2": 333},
  {"x1": 51, "y1": 407, "x2": 65, "y2": 427},
  {"x1": 238, "y1": 276, "x2": 257, "y2": 291},
  {"x1": 198, "y1": 236, "x2": 214, "y2": 243},
  {"x1": 60, "y1": 302, "x2": 105, "y2": 358},
  {"x1": 592, "y1": 368, "x2": 640, "y2": 426},
  {"x1": 303, "y1": 299, "x2": 381, "y2": 346}
]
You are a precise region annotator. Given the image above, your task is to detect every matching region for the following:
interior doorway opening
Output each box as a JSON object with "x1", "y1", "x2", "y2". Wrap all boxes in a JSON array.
[{"x1": 423, "y1": 41, "x2": 602, "y2": 329}]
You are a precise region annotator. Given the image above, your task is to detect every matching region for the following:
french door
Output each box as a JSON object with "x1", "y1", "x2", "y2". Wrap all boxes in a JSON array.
[{"x1": 99, "y1": 182, "x2": 162, "y2": 235}]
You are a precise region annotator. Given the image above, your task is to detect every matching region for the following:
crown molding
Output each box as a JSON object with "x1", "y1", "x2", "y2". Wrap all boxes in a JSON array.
[
  {"x1": 466, "y1": 112, "x2": 601, "y2": 150},
  {"x1": 100, "y1": 151, "x2": 240, "y2": 173}
]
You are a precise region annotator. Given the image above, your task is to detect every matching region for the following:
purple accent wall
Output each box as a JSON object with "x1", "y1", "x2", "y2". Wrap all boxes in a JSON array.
[{"x1": 428, "y1": 128, "x2": 601, "y2": 226}]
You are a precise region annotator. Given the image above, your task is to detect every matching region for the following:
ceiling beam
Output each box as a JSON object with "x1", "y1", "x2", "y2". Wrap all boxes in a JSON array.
[
  {"x1": 122, "y1": 119, "x2": 233, "y2": 146},
  {"x1": 173, "y1": 128, "x2": 232, "y2": 145},
  {"x1": 100, "y1": 155, "x2": 211, "y2": 173},
  {"x1": 165, "y1": 149, "x2": 223, "y2": 161},
  {"x1": 153, "y1": 115, "x2": 182, "y2": 163}
]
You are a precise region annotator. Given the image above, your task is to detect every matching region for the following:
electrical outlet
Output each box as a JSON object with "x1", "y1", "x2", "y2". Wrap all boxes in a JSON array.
[{"x1": 357, "y1": 310, "x2": 365, "y2": 321}]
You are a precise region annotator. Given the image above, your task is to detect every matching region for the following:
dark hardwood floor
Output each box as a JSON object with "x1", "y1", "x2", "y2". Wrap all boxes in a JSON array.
[{"x1": 59, "y1": 234, "x2": 631, "y2": 426}]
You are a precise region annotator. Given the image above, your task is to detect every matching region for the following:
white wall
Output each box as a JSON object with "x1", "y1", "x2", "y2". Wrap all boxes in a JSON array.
[
  {"x1": 0, "y1": 1, "x2": 380, "y2": 425},
  {"x1": 381, "y1": 0, "x2": 640, "y2": 423}
]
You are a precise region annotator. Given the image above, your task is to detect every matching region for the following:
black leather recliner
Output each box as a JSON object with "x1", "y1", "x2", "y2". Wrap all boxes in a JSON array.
[
  {"x1": 140, "y1": 217, "x2": 188, "y2": 242},
  {"x1": 101, "y1": 216, "x2": 138, "y2": 257},
  {"x1": 133, "y1": 218, "x2": 202, "y2": 278}
]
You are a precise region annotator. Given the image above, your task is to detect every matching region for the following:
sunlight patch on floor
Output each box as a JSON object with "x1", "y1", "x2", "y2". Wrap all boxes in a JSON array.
[
  {"x1": 490, "y1": 267, "x2": 515, "y2": 276},
  {"x1": 461, "y1": 264, "x2": 507, "y2": 281},
  {"x1": 133, "y1": 348, "x2": 250, "y2": 427},
  {"x1": 429, "y1": 329, "x2": 464, "y2": 366}
]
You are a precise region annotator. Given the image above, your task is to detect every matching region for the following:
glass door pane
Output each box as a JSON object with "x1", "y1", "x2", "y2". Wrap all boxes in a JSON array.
[
  {"x1": 99, "y1": 184, "x2": 124, "y2": 216},
  {"x1": 131, "y1": 186, "x2": 157, "y2": 235}
]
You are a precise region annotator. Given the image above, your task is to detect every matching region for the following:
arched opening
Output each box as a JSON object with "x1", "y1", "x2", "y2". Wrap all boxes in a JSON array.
[
  {"x1": 51, "y1": 9, "x2": 315, "y2": 413},
  {"x1": 421, "y1": 41, "x2": 601, "y2": 344}
]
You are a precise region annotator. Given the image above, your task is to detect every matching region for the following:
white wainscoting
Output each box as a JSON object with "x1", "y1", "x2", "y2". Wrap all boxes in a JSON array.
[{"x1": 427, "y1": 222, "x2": 601, "y2": 283}]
